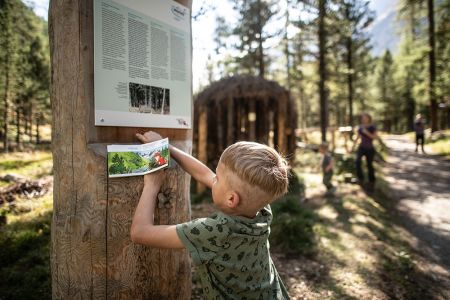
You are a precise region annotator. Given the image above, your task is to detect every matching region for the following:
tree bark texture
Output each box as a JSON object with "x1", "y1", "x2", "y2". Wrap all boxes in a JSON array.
[
  {"x1": 49, "y1": 0, "x2": 193, "y2": 299},
  {"x1": 318, "y1": 0, "x2": 328, "y2": 142},
  {"x1": 427, "y1": 0, "x2": 437, "y2": 132}
]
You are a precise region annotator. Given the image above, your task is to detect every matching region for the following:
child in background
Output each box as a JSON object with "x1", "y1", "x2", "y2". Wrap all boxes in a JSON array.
[
  {"x1": 319, "y1": 142, "x2": 335, "y2": 195},
  {"x1": 414, "y1": 114, "x2": 426, "y2": 153},
  {"x1": 131, "y1": 131, "x2": 291, "y2": 299}
]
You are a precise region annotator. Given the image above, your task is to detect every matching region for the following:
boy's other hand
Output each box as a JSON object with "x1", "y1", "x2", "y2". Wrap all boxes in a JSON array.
[
  {"x1": 136, "y1": 131, "x2": 163, "y2": 144},
  {"x1": 144, "y1": 170, "x2": 166, "y2": 188}
]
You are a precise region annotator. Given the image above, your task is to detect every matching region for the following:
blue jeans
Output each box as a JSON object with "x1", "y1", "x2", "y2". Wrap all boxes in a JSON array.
[{"x1": 356, "y1": 147, "x2": 375, "y2": 183}]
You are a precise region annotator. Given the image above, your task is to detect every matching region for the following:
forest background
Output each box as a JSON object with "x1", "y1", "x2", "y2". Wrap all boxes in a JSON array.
[{"x1": 0, "y1": 0, "x2": 449, "y2": 151}]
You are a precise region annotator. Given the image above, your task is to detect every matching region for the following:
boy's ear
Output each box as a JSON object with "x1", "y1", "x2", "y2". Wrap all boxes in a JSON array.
[{"x1": 226, "y1": 191, "x2": 240, "y2": 208}]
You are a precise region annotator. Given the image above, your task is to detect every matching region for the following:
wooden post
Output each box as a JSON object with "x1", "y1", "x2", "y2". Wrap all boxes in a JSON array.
[
  {"x1": 217, "y1": 101, "x2": 224, "y2": 152},
  {"x1": 277, "y1": 94, "x2": 287, "y2": 154},
  {"x1": 261, "y1": 97, "x2": 269, "y2": 144},
  {"x1": 240, "y1": 101, "x2": 247, "y2": 140},
  {"x1": 197, "y1": 106, "x2": 207, "y2": 194},
  {"x1": 226, "y1": 97, "x2": 234, "y2": 145},
  {"x1": 49, "y1": 0, "x2": 192, "y2": 299},
  {"x1": 248, "y1": 100, "x2": 256, "y2": 141},
  {"x1": 331, "y1": 128, "x2": 336, "y2": 151}
]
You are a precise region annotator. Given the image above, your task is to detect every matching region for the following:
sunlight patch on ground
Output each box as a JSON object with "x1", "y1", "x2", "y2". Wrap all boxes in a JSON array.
[
  {"x1": 6, "y1": 194, "x2": 53, "y2": 226},
  {"x1": 0, "y1": 151, "x2": 52, "y2": 187}
]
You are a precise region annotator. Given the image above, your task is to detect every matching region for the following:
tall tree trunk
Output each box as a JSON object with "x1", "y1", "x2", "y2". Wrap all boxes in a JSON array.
[
  {"x1": 318, "y1": 0, "x2": 328, "y2": 142},
  {"x1": 3, "y1": 63, "x2": 10, "y2": 153},
  {"x1": 346, "y1": 37, "x2": 354, "y2": 138},
  {"x1": 2, "y1": 6, "x2": 11, "y2": 153},
  {"x1": 284, "y1": 0, "x2": 291, "y2": 91},
  {"x1": 36, "y1": 113, "x2": 40, "y2": 144},
  {"x1": 49, "y1": 0, "x2": 193, "y2": 298},
  {"x1": 28, "y1": 103, "x2": 33, "y2": 140},
  {"x1": 16, "y1": 106, "x2": 20, "y2": 147},
  {"x1": 257, "y1": 0, "x2": 264, "y2": 78},
  {"x1": 427, "y1": 0, "x2": 437, "y2": 132}
]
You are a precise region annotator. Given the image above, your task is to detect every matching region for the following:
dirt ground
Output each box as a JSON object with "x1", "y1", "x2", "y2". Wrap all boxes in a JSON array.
[
  {"x1": 383, "y1": 135, "x2": 450, "y2": 268},
  {"x1": 382, "y1": 135, "x2": 450, "y2": 292}
]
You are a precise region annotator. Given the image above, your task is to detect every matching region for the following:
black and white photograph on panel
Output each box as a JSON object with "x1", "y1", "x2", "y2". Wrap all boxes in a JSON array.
[
  {"x1": 150, "y1": 86, "x2": 170, "y2": 114},
  {"x1": 129, "y1": 82, "x2": 170, "y2": 114},
  {"x1": 129, "y1": 82, "x2": 151, "y2": 113}
]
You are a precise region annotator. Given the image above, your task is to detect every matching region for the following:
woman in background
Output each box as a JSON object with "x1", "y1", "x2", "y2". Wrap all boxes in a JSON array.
[{"x1": 352, "y1": 113, "x2": 380, "y2": 191}]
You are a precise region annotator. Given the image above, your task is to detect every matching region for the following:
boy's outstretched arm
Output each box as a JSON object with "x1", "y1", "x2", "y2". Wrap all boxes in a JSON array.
[
  {"x1": 168, "y1": 144, "x2": 215, "y2": 188},
  {"x1": 130, "y1": 171, "x2": 184, "y2": 248},
  {"x1": 136, "y1": 131, "x2": 215, "y2": 188}
]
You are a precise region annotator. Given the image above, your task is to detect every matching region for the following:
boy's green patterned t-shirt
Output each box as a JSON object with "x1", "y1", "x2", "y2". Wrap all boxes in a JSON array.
[{"x1": 176, "y1": 206, "x2": 290, "y2": 299}]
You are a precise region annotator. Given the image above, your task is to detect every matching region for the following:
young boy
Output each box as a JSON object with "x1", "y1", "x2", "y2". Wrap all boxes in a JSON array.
[
  {"x1": 131, "y1": 131, "x2": 291, "y2": 299},
  {"x1": 319, "y1": 142, "x2": 335, "y2": 194}
]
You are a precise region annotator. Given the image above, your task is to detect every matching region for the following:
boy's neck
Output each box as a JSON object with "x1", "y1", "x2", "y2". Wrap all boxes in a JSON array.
[{"x1": 218, "y1": 207, "x2": 259, "y2": 219}]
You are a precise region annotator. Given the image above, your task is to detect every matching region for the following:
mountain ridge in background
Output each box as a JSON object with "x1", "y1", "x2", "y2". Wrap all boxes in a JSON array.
[{"x1": 369, "y1": 0, "x2": 400, "y2": 57}]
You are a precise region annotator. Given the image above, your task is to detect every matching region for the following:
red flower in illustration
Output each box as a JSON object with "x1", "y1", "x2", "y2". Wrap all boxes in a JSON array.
[{"x1": 154, "y1": 152, "x2": 167, "y2": 165}]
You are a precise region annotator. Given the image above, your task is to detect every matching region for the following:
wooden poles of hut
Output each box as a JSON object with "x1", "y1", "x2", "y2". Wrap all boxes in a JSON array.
[{"x1": 194, "y1": 76, "x2": 297, "y2": 192}]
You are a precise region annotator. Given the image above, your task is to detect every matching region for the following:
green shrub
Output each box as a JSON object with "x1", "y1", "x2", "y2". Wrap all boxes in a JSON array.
[
  {"x1": 0, "y1": 211, "x2": 51, "y2": 299},
  {"x1": 270, "y1": 195, "x2": 317, "y2": 256},
  {"x1": 334, "y1": 153, "x2": 356, "y2": 174}
]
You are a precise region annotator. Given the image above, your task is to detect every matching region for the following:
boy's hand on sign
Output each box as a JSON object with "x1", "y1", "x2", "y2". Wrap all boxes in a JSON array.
[{"x1": 136, "y1": 131, "x2": 163, "y2": 143}]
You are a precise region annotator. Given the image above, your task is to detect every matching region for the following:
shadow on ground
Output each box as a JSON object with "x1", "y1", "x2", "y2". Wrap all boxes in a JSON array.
[{"x1": 289, "y1": 179, "x2": 450, "y2": 299}]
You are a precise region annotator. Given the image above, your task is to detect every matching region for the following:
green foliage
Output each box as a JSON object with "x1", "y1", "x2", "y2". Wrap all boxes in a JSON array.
[
  {"x1": 210, "y1": 0, "x2": 449, "y2": 133},
  {"x1": 109, "y1": 153, "x2": 128, "y2": 174},
  {"x1": 270, "y1": 195, "x2": 317, "y2": 256},
  {"x1": 160, "y1": 146, "x2": 170, "y2": 160},
  {"x1": 0, "y1": 0, "x2": 51, "y2": 150},
  {"x1": 328, "y1": 0, "x2": 375, "y2": 125},
  {"x1": 0, "y1": 209, "x2": 52, "y2": 299},
  {"x1": 214, "y1": 0, "x2": 276, "y2": 77},
  {"x1": 334, "y1": 153, "x2": 356, "y2": 175},
  {"x1": 269, "y1": 173, "x2": 317, "y2": 256},
  {"x1": 108, "y1": 152, "x2": 148, "y2": 175}
]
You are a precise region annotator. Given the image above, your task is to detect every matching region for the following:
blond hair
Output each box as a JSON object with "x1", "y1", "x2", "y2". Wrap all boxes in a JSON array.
[{"x1": 219, "y1": 142, "x2": 289, "y2": 206}]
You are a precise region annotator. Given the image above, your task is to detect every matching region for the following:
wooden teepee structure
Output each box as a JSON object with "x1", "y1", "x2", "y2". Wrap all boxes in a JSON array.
[{"x1": 194, "y1": 75, "x2": 297, "y2": 171}]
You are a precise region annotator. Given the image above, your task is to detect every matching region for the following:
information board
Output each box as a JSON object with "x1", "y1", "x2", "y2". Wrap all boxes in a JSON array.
[{"x1": 94, "y1": 0, "x2": 192, "y2": 128}]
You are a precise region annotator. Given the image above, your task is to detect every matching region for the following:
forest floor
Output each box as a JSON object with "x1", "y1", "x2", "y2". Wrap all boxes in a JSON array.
[
  {"x1": 0, "y1": 133, "x2": 449, "y2": 299},
  {"x1": 382, "y1": 135, "x2": 450, "y2": 281},
  {"x1": 191, "y1": 135, "x2": 450, "y2": 299}
]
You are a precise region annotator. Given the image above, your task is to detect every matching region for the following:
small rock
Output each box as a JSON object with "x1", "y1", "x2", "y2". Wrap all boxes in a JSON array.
[
  {"x1": 157, "y1": 193, "x2": 167, "y2": 203},
  {"x1": 1, "y1": 174, "x2": 27, "y2": 183}
]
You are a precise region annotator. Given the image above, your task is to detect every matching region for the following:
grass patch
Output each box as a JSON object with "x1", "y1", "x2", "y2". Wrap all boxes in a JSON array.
[
  {"x1": 403, "y1": 130, "x2": 450, "y2": 158},
  {"x1": 268, "y1": 172, "x2": 318, "y2": 256},
  {"x1": 0, "y1": 151, "x2": 52, "y2": 187},
  {"x1": 270, "y1": 195, "x2": 317, "y2": 256},
  {"x1": 427, "y1": 138, "x2": 450, "y2": 157},
  {"x1": 0, "y1": 149, "x2": 53, "y2": 299},
  {"x1": 0, "y1": 195, "x2": 52, "y2": 300}
]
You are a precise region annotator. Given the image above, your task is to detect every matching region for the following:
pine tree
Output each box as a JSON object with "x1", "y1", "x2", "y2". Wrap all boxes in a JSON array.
[
  {"x1": 332, "y1": 0, "x2": 374, "y2": 134},
  {"x1": 215, "y1": 0, "x2": 277, "y2": 78},
  {"x1": 427, "y1": 0, "x2": 437, "y2": 131},
  {"x1": 0, "y1": 0, "x2": 50, "y2": 150},
  {"x1": 375, "y1": 50, "x2": 397, "y2": 131},
  {"x1": 318, "y1": 0, "x2": 328, "y2": 142},
  {"x1": 435, "y1": 0, "x2": 450, "y2": 128},
  {"x1": 0, "y1": 0, "x2": 14, "y2": 152}
]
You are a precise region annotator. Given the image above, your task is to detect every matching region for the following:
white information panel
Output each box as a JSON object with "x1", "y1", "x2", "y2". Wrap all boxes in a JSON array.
[{"x1": 94, "y1": 0, "x2": 191, "y2": 128}]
